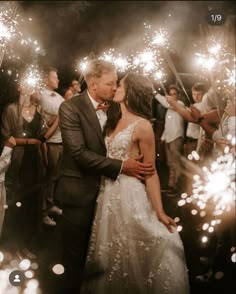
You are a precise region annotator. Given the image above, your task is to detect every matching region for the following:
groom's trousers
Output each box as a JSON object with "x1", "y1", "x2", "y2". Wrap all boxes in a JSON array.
[{"x1": 58, "y1": 204, "x2": 95, "y2": 294}]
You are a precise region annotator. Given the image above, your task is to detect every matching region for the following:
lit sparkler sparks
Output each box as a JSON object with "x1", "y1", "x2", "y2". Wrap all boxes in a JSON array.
[
  {"x1": 20, "y1": 37, "x2": 45, "y2": 56},
  {"x1": 0, "y1": 20, "x2": 11, "y2": 40},
  {"x1": 143, "y1": 24, "x2": 169, "y2": 49},
  {"x1": 20, "y1": 65, "x2": 43, "y2": 90},
  {"x1": 77, "y1": 24, "x2": 169, "y2": 85},
  {"x1": 151, "y1": 28, "x2": 169, "y2": 48},
  {"x1": 225, "y1": 63, "x2": 236, "y2": 88},
  {"x1": 78, "y1": 49, "x2": 132, "y2": 76},
  {"x1": 131, "y1": 48, "x2": 167, "y2": 83},
  {"x1": 194, "y1": 38, "x2": 228, "y2": 77},
  {"x1": 179, "y1": 149, "x2": 236, "y2": 240},
  {"x1": 142, "y1": 25, "x2": 169, "y2": 79},
  {"x1": 0, "y1": 5, "x2": 17, "y2": 41},
  {"x1": 132, "y1": 49, "x2": 157, "y2": 74},
  {"x1": 113, "y1": 55, "x2": 129, "y2": 72},
  {"x1": 0, "y1": 2, "x2": 45, "y2": 70},
  {"x1": 0, "y1": 2, "x2": 18, "y2": 67},
  {"x1": 143, "y1": 23, "x2": 192, "y2": 100},
  {"x1": 208, "y1": 43, "x2": 221, "y2": 56},
  {"x1": 76, "y1": 52, "x2": 95, "y2": 84},
  {"x1": 195, "y1": 53, "x2": 217, "y2": 71},
  {"x1": 99, "y1": 48, "x2": 131, "y2": 72},
  {"x1": 78, "y1": 56, "x2": 90, "y2": 72},
  {"x1": 154, "y1": 70, "x2": 165, "y2": 81}
]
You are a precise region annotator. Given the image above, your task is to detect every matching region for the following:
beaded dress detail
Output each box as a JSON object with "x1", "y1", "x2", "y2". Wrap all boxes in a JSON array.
[{"x1": 83, "y1": 120, "x2": 189, "y2": 294}]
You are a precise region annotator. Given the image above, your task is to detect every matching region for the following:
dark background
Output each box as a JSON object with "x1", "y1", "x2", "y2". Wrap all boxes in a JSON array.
[{"x1": 0, "y1": 1, "x2": 235, "y2": 104}]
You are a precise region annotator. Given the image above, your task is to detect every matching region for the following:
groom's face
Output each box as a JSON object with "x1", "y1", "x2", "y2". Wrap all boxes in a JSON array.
[{"x1": 94, "y1": 71, "x2": 118, "y2": 101}]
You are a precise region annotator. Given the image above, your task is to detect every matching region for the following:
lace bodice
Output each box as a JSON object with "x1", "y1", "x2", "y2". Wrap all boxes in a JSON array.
[{"x1": 105, "y1": 120, "x2": 142, "y2": 161}]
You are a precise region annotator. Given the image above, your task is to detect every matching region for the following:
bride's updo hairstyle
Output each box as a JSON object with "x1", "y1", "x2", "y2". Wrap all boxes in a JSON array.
[{"x1": 123, "y1": 72, "x2": 155, "y2": 120}]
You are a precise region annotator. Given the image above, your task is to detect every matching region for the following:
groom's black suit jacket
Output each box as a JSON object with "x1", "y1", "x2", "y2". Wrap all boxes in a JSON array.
[{"x1": 55, "y1": 90, "x2": 122, "y2": 226}]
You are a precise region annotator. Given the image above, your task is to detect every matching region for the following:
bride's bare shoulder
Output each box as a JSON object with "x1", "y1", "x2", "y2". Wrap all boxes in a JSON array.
[
  {"x1": 137, "y1": 119, "x2": 152, "y2": 131},
  {"x1": 133, "y1": 118, "x2": 153, "y2": 141}
]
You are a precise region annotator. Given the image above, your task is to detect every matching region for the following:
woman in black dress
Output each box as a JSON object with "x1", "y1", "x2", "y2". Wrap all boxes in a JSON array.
[{"x1": 1, "y1": 77, "x2": 47, "y2": 256}]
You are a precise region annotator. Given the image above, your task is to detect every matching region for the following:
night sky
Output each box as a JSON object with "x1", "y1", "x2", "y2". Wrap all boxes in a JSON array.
[{"x1": 1, "y1": 1, "x2": 235, "y2": 96}]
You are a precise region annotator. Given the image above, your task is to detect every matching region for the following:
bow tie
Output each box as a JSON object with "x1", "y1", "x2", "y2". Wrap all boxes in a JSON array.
[
  {"x1": 50, "y1": 92, "x2": 56, "y2": 97},
  {"x1": 96, "y1": 103, "x2": 110, "y2": 112}
]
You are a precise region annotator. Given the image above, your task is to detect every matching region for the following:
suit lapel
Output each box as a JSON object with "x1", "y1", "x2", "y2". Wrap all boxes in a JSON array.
[{"x1": 80, "y1": 91, "x2": 106, "y2": 148}]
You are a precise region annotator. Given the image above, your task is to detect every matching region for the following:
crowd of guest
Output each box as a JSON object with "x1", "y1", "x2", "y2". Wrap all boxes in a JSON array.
[{"x1": 0, "y1": 68, "x2": 82, "y2": 252}]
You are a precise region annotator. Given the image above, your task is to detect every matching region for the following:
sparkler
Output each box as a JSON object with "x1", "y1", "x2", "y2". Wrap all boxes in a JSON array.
[
  {"x1": 0, "y1": 2, "x2": 18, "y2": 67},
  {"x1": 0, "y1": 1, "x2": 45, "y2": 78},
  {"x1": 153, "y1": 70, "x2": 168, "y2": 95},
  {"x1": 194, "y1": 36, "x2": 231, "y2": 80},
  {"x1": 144, "y1": 24, "x2": 191, "y2": 102},
  {"x1": 20, "y1": 64, "x2": 43, "y2": 90},
  {"x1": 149, "y1": 28, "x2": 169, "y2": 49},
  {"x1": 131, "y1": 49, "x2": 158, "y2": 74},
  {"x1": 130, "y1": 46, "x2": 167, "y2": 93},
  {"x1": 225, "y1": 67, "x2": 235, "y2": 88},
  {"x1": 20, "y1": 37, "x2": 45, "y2": 59},
  {"x1": 223, "y1": 56, "x2": 236, "y2": 96},
  {"x1": 178, "y1": 148, "x2": 236, "y2": 242},
  {"x1": 143, "y1": 24, "x2": 169, "y2": 50},
  {"x1": 194, "y1": 38, "x2": 232, "y2": 134},
  {"x1": 164, "y1": 51, "x2": 191, "y2": 103},
  {"x1": 18, "y1": 64, "x2": 44, "y2": 116},
  {"x1": 99, "y1": 48, "x2": 131, "y2": 72},
  {"x1": 78, "y1": 49, "x2": 132, "y2": 86},
  {"x1": 77, "y1": 24, "x2": 171, "y2": 90},
  {"x1": 77, "y1": 51, "x2": 95, "y2": 85}
]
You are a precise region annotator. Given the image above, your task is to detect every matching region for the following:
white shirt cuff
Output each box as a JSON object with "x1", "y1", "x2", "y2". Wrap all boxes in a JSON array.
[
  {"x1": 118, "y1": 161, "x2": 123, "y2": 176},
  {"x1": 1, "y1": 146, "x2": 13, "y2": 156}
]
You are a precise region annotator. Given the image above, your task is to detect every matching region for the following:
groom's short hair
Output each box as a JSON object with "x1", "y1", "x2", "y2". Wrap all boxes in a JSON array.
[{"x1": 84, "y1": 59, "x2": 116, "y2": 83}]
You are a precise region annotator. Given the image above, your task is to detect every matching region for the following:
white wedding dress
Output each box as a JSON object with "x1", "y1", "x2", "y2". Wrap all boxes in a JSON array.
[{"x1": 82, "y1": 119, "x2": 190, "y2": 294}]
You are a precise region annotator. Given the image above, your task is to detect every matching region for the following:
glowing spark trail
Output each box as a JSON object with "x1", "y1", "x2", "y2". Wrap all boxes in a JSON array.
[
  {"x1": 20, "y1": 64, "x2": 43, "y2": 90},
  {"x1": 179, "y1": 150, "x2": 236, "y2": 242},
  {"x1": 0, "y1": 2, "x2": 18, "y2": 67}
]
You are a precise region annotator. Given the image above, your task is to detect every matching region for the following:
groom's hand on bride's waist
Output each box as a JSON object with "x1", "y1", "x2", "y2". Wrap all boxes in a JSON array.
[{"x1": 121, "y1": 154, "x2": 155, "y2": 180}]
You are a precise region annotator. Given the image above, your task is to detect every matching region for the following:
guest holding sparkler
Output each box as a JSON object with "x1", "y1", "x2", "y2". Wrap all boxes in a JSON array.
[
  {"x1": 166, "y1": 83, "x2": 206, "y2": 157},
  {"x1": 189, "y1": 95, "x2": 232, "y2": 153},
  {"x1": 193, "y1": 86, "x2": 226, "y2": 161},
  {"x1": 189, "y1": 97, "x2": 235, "y2": 288},
  {"x1": 155, "y1": 85, "x2": 185, "y2": 195},
  {"x1": 1, "y1": 73, "x2": 47, "y2": 258}
]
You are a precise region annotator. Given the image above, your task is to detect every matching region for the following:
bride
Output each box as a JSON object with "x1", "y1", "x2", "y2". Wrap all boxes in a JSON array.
[{"x1": 82, "y1": 72, "x2": 189, "y2": 294}]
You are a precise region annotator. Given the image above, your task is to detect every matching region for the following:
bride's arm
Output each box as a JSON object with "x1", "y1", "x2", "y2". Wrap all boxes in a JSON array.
[{"x1": 134, "y1": 120, "x2": 176, "y2": 233}]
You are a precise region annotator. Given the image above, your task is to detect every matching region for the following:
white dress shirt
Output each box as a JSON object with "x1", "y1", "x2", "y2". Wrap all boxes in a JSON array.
[
  {"x1": 155, "y1": 94, "x2": 185, "y2": 143},
  {"x1": 40, "y1": 88, "x2": 64, "y2": 143},
  {"x1": 87, "y1": 91, "x2": 107, "y2": 131},
  {"x1": 0, "y1": 146, "x2": 13, "y2": 182}
]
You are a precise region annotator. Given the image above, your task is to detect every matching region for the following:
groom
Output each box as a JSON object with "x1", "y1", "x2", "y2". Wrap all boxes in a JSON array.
[{"x1": 56, "y1": 59, "x2": 155, "y2": 293}]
